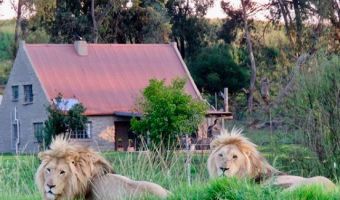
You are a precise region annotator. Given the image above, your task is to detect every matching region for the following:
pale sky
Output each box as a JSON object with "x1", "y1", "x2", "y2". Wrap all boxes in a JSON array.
[
  {"x1": 206, "y1": 0, "x2": 270, "y2": 20},
  {"x1": 0, "y1": 0, "x2": 270, "y2": 20}
]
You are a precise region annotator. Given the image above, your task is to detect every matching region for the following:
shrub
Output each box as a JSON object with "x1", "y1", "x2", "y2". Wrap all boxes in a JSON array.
[
  {"x1": 42, "y1": 94, "x2": 88, "y2": 147},
  {"x1": 131, "y1": 78, "x2": 207, "y2": 153}
]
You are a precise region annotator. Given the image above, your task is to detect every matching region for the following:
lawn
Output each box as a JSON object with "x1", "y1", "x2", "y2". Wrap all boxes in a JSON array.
[{"x1": 0, "y1": 130, "x2": 339, "y2": 199}]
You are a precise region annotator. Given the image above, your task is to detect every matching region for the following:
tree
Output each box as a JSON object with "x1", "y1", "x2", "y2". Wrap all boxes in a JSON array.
[
  {"x1": 42, "y1": 94, "x2": 88, "y2": 147},
  {"x1": 12, "y1": 0, "x2": 34, "y2": 48},
  {"x1": 218, "y1": 8, "x2": 244, "y2": 44},
  {"x1": 111, "y1": 2, "x2": 169, "y2": 43},
  {"x1": 35, "y1": 0, "x2": 169, "y2": 43},
  {"x1": 131, "y1": 78, "x2": 207, "y2": 153},
  {"x1": 221, "y1": 0, "x2": 258, "y2": 112},
  {"x1": 267, "y1": 0, "x2": 338, "y2": 53},
  {"x1": 188, "y1": 44, "x2": 249, "y2": 95},
  {"x1": 166, "y1": 0, "x2": 214, "y2": 59}
]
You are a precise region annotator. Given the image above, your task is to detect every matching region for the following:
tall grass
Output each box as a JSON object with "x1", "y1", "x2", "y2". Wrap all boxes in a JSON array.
[
  {"x1": 282, "y1": 53, "x2": 340, "y2": 179},
  {"x1": 0, "y1": 129, "x2": 338, "y2": 199}
]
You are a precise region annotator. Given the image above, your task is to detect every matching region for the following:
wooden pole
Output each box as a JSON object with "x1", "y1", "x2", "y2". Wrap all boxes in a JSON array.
[{"x1": 224, "y1": 87, "x2": 229, "y2": 112}]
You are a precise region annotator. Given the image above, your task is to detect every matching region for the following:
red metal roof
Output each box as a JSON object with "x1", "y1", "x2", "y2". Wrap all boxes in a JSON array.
[{"x1": 25, "y1": 43, "x2": 201, "y2": 116}]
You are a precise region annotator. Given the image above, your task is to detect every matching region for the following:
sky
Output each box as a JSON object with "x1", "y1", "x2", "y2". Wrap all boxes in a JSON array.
[
  {"x1": 0, "y1": 0, "x2": 270, "y2": 20},
  {"x1": 0, "y1": 0, "x2": 17, "y2": 20}
]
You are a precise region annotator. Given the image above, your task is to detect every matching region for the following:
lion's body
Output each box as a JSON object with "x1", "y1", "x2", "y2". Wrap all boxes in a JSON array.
[
  {"x1": 207, "y1": 128, "x2": 336, "y2": 190},
  {"x1": 35, "y1": 136, "x2": 169, "y2": 200},
  {"x1": 90, "y1": 174, "x2": 169, "y2": 200}
]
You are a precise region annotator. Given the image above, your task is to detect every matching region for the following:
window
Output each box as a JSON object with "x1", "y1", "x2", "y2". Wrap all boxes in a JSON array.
[
  {"x1": 70, "y1": 122, "x2": 92, "y2": 139},
  {"x1": 12, "y1": 85, "x2": 19, "y2": 101},
  {"x1": 33, "y1": 122, "x2": 44, "y2": 143},
  {"x1": 23, "y1": 84, "x2": 33, "y2": 103}
]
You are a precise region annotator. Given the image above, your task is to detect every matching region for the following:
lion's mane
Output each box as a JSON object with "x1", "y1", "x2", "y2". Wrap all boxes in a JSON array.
[
  {"x1": 207, "y1": 128, "x2": 336, "y2": 190},
  {"x1": 207, "y1": 128, "x2": 279, "y2": 180},
  {"x1": 35, "y1": 136, "x2": 113, "y2": 199}
]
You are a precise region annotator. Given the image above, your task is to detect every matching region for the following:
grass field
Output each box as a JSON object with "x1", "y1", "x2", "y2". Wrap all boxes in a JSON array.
[{"x1": 0, "y1": 130, "x2": 339, "y2": 199}]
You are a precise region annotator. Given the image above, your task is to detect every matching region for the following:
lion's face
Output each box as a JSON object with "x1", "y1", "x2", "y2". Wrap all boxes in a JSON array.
[
  {"x1": 211, "y1": 144, "x2": 248, "y2": 177},
  {"x1": 208, "y1": 129, "x2": 278, "y2": 180},
  {"x1": 36, "y1": 136, "x2": 114, "y2": 200},
  {"x1": 42, "y1": 158, "x2": 70, "y2": 200}
]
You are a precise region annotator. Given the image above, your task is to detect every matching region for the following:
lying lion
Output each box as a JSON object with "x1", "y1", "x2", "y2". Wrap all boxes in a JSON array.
[
  {"x1": 35, "y1": 136, "x2": 170, "y2": 200},
  {"x1": 207, "y1": 128, "x2": 336, "y2": 190}
]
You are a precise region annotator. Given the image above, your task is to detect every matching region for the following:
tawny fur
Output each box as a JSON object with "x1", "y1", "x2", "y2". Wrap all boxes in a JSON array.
[
  {"x1": 207, "y1": 128, "x2": 336, "y2": 190},
  {"x1": 35, "y1": 136, "x2": 170, "y2": 200},
  {"x1": 90, "y1": 174, "x2": 169, "y2": 200}
]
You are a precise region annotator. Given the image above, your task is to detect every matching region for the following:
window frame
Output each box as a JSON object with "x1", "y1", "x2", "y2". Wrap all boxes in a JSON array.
[
  {"x1": 33, "y1": 122, "x2": 44, "y2": 143},
  {"x1": 70, "y1": 121, "x2": 92, "y2": 139},
  {"x1": 11, "y1": 85, "x2": 19, "y2": 101},
  {"x1": 23, "y1": 84, "x2": 33, "y2": 104}
]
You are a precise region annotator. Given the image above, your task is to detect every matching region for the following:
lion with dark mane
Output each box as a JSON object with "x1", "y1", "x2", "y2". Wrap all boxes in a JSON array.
[
  {"x1": 207, "y1": 128, "x2": 336, "y2": 190},
  {"x1": 35, "y1": 136, "x2": 169, "y2": 200}
]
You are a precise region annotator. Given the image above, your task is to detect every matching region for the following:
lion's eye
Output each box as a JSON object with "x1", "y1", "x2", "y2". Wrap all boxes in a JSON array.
[
  {"x1": 218, "y1": 153, "x2": 223, "y2": 157},
  {"x1": 46, "y1": 168, "x2": 51, "y2": 173},
  {"x1": 233, "y1": 155, "x2": 238, "y2": 159},
  {"x1": 60, "y1": 170, "x2": 65, "y2": 175}
]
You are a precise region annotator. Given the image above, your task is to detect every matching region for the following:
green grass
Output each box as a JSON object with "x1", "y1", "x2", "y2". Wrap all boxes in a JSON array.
[
  {"x1": 169, "y1": 178, "x2": 340, "y2": 200},
  {"x1": 0, "y1": 130, "x2": 338, "y2": 199}
]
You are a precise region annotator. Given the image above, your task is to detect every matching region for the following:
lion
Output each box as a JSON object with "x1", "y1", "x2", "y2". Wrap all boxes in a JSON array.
[
  {"x1": 207, "y1": 128, "x2": 336, "y2": 190},
  {"x1": 35, "y1": 136, "x2": 170, "y2": 200}
]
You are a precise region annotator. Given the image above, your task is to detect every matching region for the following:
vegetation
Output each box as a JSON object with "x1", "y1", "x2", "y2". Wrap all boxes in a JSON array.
[
  {"x1": 281, "y1": 53, "x2": 340, "y2": 178},
  {"x1": 0, "y1": 20, "x2": 14, "y2": 87},
  {"x1": 0, "y1": 130, "x2": 339, "y2": 199},
  {"x1": 131, "y1": 79, "x2": 207, "y2": 152},
  {"x1": 188, "y1": 44, "x2": 249, "y2": 94},
  {"x1": 42, "y1": 94, "x2": 88, "y2": 147}
]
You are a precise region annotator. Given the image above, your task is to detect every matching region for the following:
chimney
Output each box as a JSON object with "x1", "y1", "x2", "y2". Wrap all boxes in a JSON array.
[{"x1": 74, "y1": 40, "x2": 88, "y2": 56}]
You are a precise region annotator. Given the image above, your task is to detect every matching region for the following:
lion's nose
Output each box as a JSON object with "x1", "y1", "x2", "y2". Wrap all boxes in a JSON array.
[
  {"x1": 47, "y1": 184, "x2": 56, "y2": 189},
  {"x1": 220, "y1": 167, "x2": 229, "y2": 172}
]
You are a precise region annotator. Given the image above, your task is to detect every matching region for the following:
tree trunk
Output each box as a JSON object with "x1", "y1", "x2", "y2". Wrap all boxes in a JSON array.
[
  {"x1": 176, "y1": 36, "x2": 185, "y2": 59},
  {"x1": 14, "y1": 0, "x2": 23, "y2": 48},
  {"x1": 241, "y1": 0, "x2": 257, "y2": 113},
  {"x1": 293, "y1": 0, "x2": 303, "y2": 53},
  {"x1": 277, "y1": 0, "x2": 294, "y2": 46},
  {"x1": 91, "y1": 0, "x2": 98, "y2": 43}
]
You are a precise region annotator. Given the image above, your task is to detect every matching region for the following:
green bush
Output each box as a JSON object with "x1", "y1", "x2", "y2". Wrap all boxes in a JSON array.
[{"x1": 131, "y1": 78, "x2": 207, "y2": 152}]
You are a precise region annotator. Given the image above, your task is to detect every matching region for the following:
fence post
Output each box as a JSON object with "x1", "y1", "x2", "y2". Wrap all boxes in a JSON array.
[{"x1": 185, "y1": 134, "x2": 191, "y2": 185}]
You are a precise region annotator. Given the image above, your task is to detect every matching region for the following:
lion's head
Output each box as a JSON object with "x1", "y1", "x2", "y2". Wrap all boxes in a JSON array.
[
  {"x1": 207, "y1": 128, "x2": 278, "y2": 180},
  {"x1": 35, "y1": 136, "x2": 114, "y2": 200}
]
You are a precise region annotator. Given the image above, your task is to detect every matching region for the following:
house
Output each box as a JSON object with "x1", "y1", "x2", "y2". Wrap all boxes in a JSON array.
[{"x1": 0, "y1": 41, "x2": 201, "y2": 153}]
